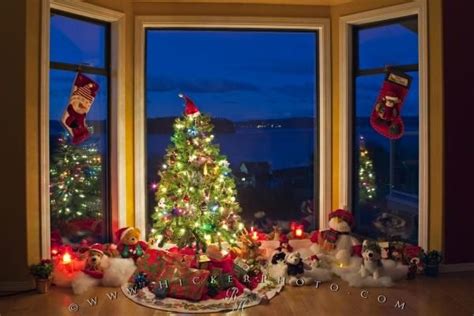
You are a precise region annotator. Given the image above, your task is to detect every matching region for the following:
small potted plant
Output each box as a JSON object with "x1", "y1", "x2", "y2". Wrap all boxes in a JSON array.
[
  {"x1": 423, "y1": 250, "x2": 443, "y2": 277},
  {"x1": 30, "y1": 259, "x2": 54, "y2": 293}
]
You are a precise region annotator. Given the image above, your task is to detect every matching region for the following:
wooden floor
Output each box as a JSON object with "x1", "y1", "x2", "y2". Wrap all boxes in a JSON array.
[{"x1": 1, "y1": 272, "x2": 473, "y2": 316}]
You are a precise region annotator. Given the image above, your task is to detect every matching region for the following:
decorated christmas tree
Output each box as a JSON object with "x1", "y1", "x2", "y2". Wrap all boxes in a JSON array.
[
  {"x1": 50, "y1": 134, "x2": 102, "y2": 225},
  {"x1": 358, "y1": 135, "x2": 376, "y2": 203},
  {"x1": 151, "y1": 95, "x2": 243, "y2": 251}
]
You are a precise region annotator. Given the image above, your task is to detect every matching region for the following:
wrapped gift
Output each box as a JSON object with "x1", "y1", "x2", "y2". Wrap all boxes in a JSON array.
[
  {"x1": 166, "y1": 247, "x2": 197, "y2": 268},
  {"x1": 155, "y1": 262, "x2": 210, "y2": 301},
  {"x1": 134, "y1": 249, "x2": 169, "y2": 280},
  {"x1": 233, "y1": 257, "x2": 251, "y2": 279}
]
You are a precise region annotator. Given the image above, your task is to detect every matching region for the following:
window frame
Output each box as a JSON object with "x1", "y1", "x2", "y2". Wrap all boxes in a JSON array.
[
  {"x1": 40, "y1": 0, "x2": 126, "y2": 258},
  {"x1": 338, "y1": 1, "x2": 429, "y2": 248},
  {"x1": 134, "y1": 16, "x2": 332, "y2": 234}
]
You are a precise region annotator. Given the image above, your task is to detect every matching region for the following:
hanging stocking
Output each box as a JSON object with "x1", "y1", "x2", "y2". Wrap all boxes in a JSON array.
[
  {"x1": 369, "y1": 70, "x2": 412, "y2": 139},
  {"x1": 61, "y1": 72, "x2": 99, "y2": 145}
]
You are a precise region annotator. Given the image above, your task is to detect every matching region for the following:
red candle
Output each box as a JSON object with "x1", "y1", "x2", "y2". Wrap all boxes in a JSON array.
[
  {"x1": 63, "y1": 252, "x2": 72, "y2": 264},
  {"x1": 252, "y1": 231, "x2": 259, "y2": 241},
  {"x1": 62, "y1": 252, "x2": 73, "y2": 273},
  {"x1": 295, "y1": 226, "x2": 304, "y2": 238}
]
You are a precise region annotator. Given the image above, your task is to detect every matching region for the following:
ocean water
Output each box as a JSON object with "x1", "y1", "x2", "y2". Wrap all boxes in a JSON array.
[{"x1": 147, "y1": 127, "x2": 316, "y2": 171}]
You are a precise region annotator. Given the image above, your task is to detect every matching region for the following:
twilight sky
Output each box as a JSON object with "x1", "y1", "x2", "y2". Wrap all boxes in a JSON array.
[{"x1": 49, "y1": 14, "x2": 419, "y2": 121}]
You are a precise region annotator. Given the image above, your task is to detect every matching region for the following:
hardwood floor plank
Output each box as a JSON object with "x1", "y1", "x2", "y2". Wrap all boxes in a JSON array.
[{"x1": 0, "y1": 272, "x2": 473, "y2": 316}]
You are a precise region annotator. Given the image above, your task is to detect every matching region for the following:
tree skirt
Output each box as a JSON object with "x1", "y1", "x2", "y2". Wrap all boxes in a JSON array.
[{"x1": 121, "y1": 279, "x2": 283, "y2": 313}]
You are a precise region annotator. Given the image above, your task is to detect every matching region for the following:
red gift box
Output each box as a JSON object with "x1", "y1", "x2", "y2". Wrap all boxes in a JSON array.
[{"x1": 155, "y1": 261, "x2": 210, "y2": 301}]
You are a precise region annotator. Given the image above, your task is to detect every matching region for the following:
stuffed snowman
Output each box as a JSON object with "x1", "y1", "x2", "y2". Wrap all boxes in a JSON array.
[{"x1": 310, "y1": 209, "x2": 361, "y2": 266}]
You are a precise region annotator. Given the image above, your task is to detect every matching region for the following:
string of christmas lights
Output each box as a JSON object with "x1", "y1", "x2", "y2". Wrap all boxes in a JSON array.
[
  {"x1": 150, "y1": 97, "x2": 243, "y2": 251},
  {"x1": 358, "y1": 135, "x2": 376, "y2": 203},
  {"x1": 50, "y1": 134, "x2": 103, "y2": 223}
]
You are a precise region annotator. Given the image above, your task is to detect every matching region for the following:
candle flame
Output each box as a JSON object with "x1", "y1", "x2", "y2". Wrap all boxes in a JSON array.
[
  {"x1": 252, "y1": 231, "x2": 259, "y2": 241},
  {"x1": 63, "y1": 252, "x2": 72, "y2": 264},
  {"x1": 295, "y1": 228, "x2": 303, "y2": 237}
]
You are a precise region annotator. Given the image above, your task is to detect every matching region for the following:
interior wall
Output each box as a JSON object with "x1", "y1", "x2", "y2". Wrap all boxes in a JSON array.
[
  {"x1": 330, "y1": 0, "x2": 445, "y2": 252},
  {"x1": 0, "y1": 0, "x2": 41, "y2": 286},
  {"x1": 443, "y1": 0, "x2": 474, "y2": 264}
]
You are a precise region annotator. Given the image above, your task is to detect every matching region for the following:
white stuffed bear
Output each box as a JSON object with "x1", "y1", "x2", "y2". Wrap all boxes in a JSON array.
[{"x1": 310, "y1": 209, "x2": 361, "y2": 266}]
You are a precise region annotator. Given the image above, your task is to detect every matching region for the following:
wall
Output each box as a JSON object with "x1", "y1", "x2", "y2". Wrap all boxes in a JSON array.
[
  {"x1": 330, "y1": 0, "x2": 445, "y2": 252},
  {"x1": 443, "y1": 1, "x2": 474, "y2": 264},
  {"x1": 0, "y1": 0, "x2": 41, "y2": 286}
]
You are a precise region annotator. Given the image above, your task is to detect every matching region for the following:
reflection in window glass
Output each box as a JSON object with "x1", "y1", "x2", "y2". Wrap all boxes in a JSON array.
[
  {"x1": 49, "y1": 13, "x2": 110, "y2": 248},
  {"x1": 353, "y1": 17, "x2": 419, "y2": 244},
  {"x1": 145, "y1": 30, "x2": 318, "y2": 234}
]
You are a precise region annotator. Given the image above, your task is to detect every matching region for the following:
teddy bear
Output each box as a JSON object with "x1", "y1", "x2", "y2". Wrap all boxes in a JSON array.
[
  {"x1": 116, "y1": 227, "x2": 149, "y2": 261},
  {"x1": 285, "y1": 251, "x2": 313, "y2": 286},
  {"x1": 72, "y1": 243, "x2": 136, "y2": 295},
  {"x1": 310, "y1": 209, "x2": 361, "y2": 266}
]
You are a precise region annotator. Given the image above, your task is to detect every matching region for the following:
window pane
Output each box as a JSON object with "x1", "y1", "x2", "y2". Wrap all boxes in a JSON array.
[
  {"x1": 353, "y1": 71, "x2": 419, "y2": 244},
  {"x1": 50, "y1": 13, "x2": 107, "y2": 68},
  {"x1": 356, "y1": 17, "x2": 418, "y2": 70},
  {"x1": 49, "y1": 70, "x2": 109, "y2": 247},
  {"x1": 146, "y1": 30, "x2": 318, "y2": 234}
]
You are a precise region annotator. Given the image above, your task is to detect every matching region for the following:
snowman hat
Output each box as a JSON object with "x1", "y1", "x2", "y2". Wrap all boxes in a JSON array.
[
  {"x1": 329, "y1": 209, "x2": 354, "y2": 226},
  {"x1": 115, "y1": 227, "x2": 136, "y2": 243}
]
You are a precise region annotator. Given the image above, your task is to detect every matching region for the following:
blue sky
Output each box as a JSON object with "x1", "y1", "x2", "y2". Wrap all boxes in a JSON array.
[
  {"x1": 50, "y1": 14, "x2": 419, "y2": 121},
  {"x1": 145, "y1": 30, "x2": 317, "y2": 120}
]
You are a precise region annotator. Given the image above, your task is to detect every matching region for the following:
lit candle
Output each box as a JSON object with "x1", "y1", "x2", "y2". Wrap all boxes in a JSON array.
[
  {"x1": 295, "y1": 226, "x2": 303, "y2": 238},
  {"x1": 63, "y1": 252, "x2": 72, "y2": 264},
  {"x1": 252, "y1": 231, "x2": 259, "y2": 241},
  {"x1": 63, "y1": 252, "x2": 73, "y2": 273}
]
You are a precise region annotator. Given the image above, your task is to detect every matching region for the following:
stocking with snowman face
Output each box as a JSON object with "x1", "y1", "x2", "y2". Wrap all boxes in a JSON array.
[
  {"x1": 61, "y1": 72, "x2": 99, "y2": 145},
  {"x1": 369, "y1": 70, "x2": 412, "y2": 139}
]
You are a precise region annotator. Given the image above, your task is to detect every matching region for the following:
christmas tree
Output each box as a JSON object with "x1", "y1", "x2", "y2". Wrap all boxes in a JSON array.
[
  {"x1": 358, "y1": 135, "x2": 376, "y2": 203},
  {"x1": 151, "y1": 95, "x2": 243, "y2": 251},
  {"x1": 50, "y1": 134, "x2": 102, "y2": 226}
]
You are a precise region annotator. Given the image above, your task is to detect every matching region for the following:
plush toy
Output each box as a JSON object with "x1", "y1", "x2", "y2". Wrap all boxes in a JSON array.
[
  {"x1": 71, "y1": 243, "x2": 136, "y2": 294},
  {"x1": 359, "y1": 240, "x2": 383, "y2": 280},
  {"x1": 403, "y1": 244, "x2": 424, "y2": 271},
  {"x1": 285, "y1": 252, "x2": 313, "y2": 286},
  {"x1": 116, "y1": 227, "x2": 149, "y2": 261},
  {"x1": 310, "y1": 209, "x2": 361, "y2": 266}
]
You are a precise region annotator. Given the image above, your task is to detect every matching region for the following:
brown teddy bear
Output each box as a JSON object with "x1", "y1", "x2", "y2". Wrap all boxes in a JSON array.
[{"x1": 115, "y1": 227, "x2": 148, "y2": 261}]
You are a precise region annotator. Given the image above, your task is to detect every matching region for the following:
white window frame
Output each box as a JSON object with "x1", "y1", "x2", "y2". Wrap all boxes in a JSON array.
[
  {"x1": 40, "y1": 0, "x2": 126, "y2": 258},
  {"x1": 134, "y1": 15, "x2": 332, "y2": 234},
  {"x1": 338, "y1": 0, "x2": 429, "y2": 248}
]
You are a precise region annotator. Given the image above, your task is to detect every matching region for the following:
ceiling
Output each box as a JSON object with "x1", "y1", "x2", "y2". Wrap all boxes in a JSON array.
[{"x1": 132, "y1": 0, "x2": 354, "y2": 5}]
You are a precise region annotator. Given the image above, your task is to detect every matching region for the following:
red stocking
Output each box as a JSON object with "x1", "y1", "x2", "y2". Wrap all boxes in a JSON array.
[
  {"x1": 369, "y1": 70, "x2": 412, "y2": 139},
  {"x1": 61, "y1": 72, "x2": 99, "y2": 145}
]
